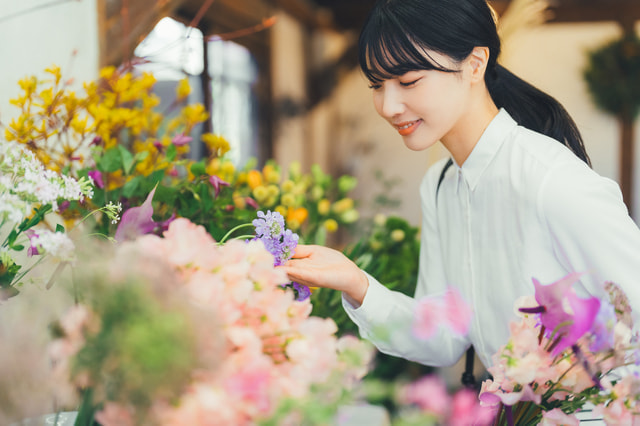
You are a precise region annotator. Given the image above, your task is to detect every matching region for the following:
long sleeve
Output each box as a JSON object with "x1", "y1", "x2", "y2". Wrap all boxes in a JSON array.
[
  {"x1": 341, "y1": 159, "x2": 470, "y2": 367},
  {"x1": 540, "y1": 160, "x2": 640, "y2": 316}
]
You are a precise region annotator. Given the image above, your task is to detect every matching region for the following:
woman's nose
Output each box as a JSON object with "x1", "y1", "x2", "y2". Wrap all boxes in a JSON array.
[{"x1": 377, "y1": 85, "x2": 405, "y2": 119}]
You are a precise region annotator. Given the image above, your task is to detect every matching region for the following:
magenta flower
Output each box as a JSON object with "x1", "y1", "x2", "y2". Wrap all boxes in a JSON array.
[
  {"x1": 208, "y1": 175, "x2": 230, "y2": 198},
  {"x1": 172, "y1": 133, "x2": 192, "y2": 146},
  {"x1": 115, "y1": 187, "x2": 174, "y2": 242},
  {"x1": 25, "y1": 229, "x2": 40, "y2": 256},
  {"x1": 520, "y1": 273, "x2": 601, "y2": 355},
  {"x1": 88, "y1": 170, "x2": 104, "y2": 189}
]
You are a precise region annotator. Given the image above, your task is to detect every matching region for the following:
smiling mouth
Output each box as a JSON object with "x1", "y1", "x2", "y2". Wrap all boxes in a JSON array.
[{"x1": 394, "y1": 120, "x2": 422, "y2": 136}]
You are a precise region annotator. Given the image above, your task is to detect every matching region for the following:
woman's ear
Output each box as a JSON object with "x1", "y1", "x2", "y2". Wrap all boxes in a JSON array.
[{"x1": 468, "y1": 46, "x2": 490, "y2": 83}]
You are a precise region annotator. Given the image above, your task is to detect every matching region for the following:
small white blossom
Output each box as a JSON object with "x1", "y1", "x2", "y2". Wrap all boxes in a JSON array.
[{"x1": 30, "y1": 230, "x2": 76, "y2": 263}]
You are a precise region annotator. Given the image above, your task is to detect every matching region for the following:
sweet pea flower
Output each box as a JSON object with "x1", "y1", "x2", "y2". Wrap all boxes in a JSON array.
[
  {"x1": 115, "y1": 187, "x2": 173, "y2": 242},
  {"x1": 539, "y1": 408, "x2": 580, "y2": 426},
  {"x1": 208, "y1": 174, "x2": 230, "y2": 198},
  {"x1": 171, "y1": 133, "x2": 192, "y2": 146},
  {"x1": 520, "y1": 273, "x2": 600, "y2": 355}
]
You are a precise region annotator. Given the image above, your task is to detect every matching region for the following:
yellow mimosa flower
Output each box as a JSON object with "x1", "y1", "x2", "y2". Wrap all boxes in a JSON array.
[{"x1": 176, "y1": 78, "x2": 191, "y2": 101}]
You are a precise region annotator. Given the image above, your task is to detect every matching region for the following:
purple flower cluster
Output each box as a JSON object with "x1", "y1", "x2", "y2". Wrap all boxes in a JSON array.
[{"x1": 252, "y1": 211, "x2": 310, "y2": 301}]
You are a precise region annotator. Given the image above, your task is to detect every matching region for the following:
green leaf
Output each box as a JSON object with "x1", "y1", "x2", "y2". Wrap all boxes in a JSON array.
[
  {"x1": 118, "y1": 145, "x2": 136, "y2": 175},
  {"x1": 166, "y1": 144, "x2": 177, "y2": 162},
  {"x1": 56, "y1": 224, "x2": 65, "y2": 233},
  {"x1": 122, "y1": 176, "x2": 142, "y2": 198},
  {"x1": 98, "y1": 147, "x2": 122, "y2": 173},
  {"x1": 190, "y1": 161, "x2": 206, "y2": 177},
  {"x1": 11, "y1": 244, "x2": 25, "y2": 251}
]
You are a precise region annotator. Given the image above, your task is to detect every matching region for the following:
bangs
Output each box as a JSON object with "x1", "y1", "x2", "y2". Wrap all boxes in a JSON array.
[{"x1": 358, "y1": 11, "x2": 457, "y2": 83}]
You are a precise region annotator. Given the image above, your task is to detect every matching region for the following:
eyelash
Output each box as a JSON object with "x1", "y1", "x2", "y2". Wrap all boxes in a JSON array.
[
  {"x1": 400, "y1": 79, "x2": 419, "y2": 87},
  {"x1": 368, "y1": 78, "x2": 420, "y2": 90}
]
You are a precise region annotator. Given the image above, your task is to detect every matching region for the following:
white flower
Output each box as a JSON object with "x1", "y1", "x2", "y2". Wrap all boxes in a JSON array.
[{"x1": 30, "y1": 231, "x2": 76, "y2": 263}]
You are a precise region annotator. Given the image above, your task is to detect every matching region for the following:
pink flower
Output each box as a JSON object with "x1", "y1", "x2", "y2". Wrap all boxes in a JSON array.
[
  {"x1": 94, "y1": 402, "x2": 135, "y2": 426},
  {"x1": 400, "y1": 375, "x2": 450, "y2": 417},
  {"x1": 209, "y1": 175, "x2": 230, "y2": 197},
  {"x1": 115, "y1": 186, "x2": 158, "y2": 242},
  {"x1": 172, "y1": 133, "x2": 193, "y2": 146},
  {"x1": 450, "y1": 388, "x2": 497, "y2": 426},
  {"x1": 539, "y1": 408, "x2": 580, "y2": 425}
]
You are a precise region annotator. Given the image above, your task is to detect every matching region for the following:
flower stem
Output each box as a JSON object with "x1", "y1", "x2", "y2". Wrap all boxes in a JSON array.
[{"x1": 219, "y1": 223, "x2": 254, "y2": 243}]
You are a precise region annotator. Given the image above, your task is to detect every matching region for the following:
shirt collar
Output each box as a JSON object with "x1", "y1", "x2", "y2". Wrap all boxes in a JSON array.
[{"x1": 453, "y1": 108, "x2": 517, "y2": 191}]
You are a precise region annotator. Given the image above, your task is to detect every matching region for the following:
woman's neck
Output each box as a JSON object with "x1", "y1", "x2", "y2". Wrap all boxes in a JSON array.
[{"x1": 442, "y1": 94, "x2": 499, "y2": 166}]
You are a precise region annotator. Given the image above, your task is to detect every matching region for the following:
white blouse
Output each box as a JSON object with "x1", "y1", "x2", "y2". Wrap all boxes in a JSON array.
[{"x1": 343, "y1": 109, "x2": 640, "y2": 369}]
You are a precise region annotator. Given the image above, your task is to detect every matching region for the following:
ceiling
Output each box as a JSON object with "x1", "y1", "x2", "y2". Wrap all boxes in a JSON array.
[{"x1": 98, "y1": 0, "x2": 640, "y2": 67}]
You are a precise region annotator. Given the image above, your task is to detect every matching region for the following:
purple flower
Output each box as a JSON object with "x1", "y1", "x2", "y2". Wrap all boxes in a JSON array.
[
  {"x1": 172, "y1": 133, "x2": 192, "y2": 146},
  {"x1": 291, "y1": 282, "x2": 311, "y2": 301},
  {"x1": 208, "y1": 175, "x2": 230, "y2": 198},
  {"x1": 88, "y1": 170, "x2": 104, "y2": 189},
  {"x1": 589, "y1": 300, "x2": 617, "y2": 352},
  {"x1": 253, "y1": 211, "x2": 285, "y2": 239},
  {"x1": 114, "y1": 187, "x2": 174, "y2": 242}
]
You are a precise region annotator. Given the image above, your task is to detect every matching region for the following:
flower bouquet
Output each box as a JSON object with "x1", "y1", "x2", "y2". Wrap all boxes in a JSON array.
[
  {"x1": 46, "y1": 213, "x2": 373, "y2": 425},
  {"x1": 479, "y1": 273, "x2": 640, "y2": 425}
]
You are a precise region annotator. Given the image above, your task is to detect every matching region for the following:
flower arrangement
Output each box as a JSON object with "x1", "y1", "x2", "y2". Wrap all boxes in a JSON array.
[
  {"x1": 2, "y1": 65, "x2": 360, "y2": 246},
  {"x1": 0, "y1": 137, "x2": 96, "y2": 298},
  {"x1": 479, "y1": 273, "x2": 640, "y2": 425},
  {"x1": 47, "y1": 217, "x2": 373, "y2": 425}
]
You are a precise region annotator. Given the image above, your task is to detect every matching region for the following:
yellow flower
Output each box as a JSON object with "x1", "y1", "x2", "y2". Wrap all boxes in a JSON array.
[
  {"x1": 281, "y1": 192, "x2": 296, "y2": 208},
  {"x1": 391, "y1": 229, "x2": 406, "y2": 242},
  {"x1": 275, "y1": 205, "x2": 288, "y2": 217},
  {"x1": 317, "y1": 199, "x2": 331, "y2": 216},
  {"x1": 263, "y1": 164, "x2": 280, "y2": 184},
  {"x1": 45, "y1": 65, "x2": 62, "y2": 85},
  {"x1": 340, "y1": 209, "x2": 360, "y2": 224},
  {"x1": 253, "y1": 185, "x2": 269, "y2": 203},
  {"x1": 332, "y1": 198, "x2": 354, "y2": 214},
  {"x1": 176, "y1": 78, "x2": 191, "y2": 101},
  {"x1": 324, "y1": 219, "x2": 338, "y2": 233},
  {"x1": 281, "y1": 179, "x2": 295, "y2": 193},
  {"x1": 233, "y1": 193, "x2": 246, "y2": 209},
  {"x1": 201, "y1": 133, "x2": 231, "y2": 157}
]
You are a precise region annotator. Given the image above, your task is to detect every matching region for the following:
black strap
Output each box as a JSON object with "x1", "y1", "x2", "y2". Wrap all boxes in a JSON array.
[{"x1": 435, "y1": 159, "x2": 476, "y2": 389}]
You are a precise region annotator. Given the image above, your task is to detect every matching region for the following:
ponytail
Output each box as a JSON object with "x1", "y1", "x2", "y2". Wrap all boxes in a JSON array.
[{"x1": 486, "y1": 64, "x2": 591, "y2": 166}]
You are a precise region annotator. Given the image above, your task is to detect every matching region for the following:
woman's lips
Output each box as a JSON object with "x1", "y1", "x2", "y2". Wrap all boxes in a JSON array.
[{"x1": 394, "y1": 119, "x2": 422, "y2": 136}]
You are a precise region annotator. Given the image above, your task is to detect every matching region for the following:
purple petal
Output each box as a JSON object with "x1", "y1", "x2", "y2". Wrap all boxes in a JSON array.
[
  {"x1": 552, "y1": 291, "x2": 601, "y2": 355},
  {"x1": 88, "y1": 170, "x2": 104, "y2": 189},
  {"x1": 114, "y1": 187, "x2": 157, "y2": 242}
]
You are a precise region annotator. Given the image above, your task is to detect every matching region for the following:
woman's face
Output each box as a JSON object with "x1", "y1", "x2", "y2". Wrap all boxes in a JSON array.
[{"x1": 370, "y1": 51, "x2": 472, "y2": 152}]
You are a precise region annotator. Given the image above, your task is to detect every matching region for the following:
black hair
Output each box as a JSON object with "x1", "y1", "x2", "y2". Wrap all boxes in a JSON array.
[{"x1": 358, "y1": 0, "x2": 591, "y2": 166}]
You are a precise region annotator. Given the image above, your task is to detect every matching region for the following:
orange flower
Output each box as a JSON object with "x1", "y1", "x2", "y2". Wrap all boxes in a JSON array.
[{"x1": 247, "y1": 170, "x2": 263, "y2": 190}]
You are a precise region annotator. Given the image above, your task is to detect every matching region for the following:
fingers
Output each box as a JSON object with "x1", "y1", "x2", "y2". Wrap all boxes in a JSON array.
[{"x1": 291, "y1": 244, "x2": 316, "y2": 259}]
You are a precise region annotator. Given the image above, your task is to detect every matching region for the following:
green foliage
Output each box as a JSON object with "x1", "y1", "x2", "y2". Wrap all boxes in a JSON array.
[{"x1": 584, "y1": 34, "x2": 640, "y2": 118}]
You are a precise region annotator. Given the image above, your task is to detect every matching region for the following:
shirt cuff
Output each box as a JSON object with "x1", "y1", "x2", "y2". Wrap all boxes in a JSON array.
[{"x1": 342, "y1": 271, "x2": 405, "y2": 327}]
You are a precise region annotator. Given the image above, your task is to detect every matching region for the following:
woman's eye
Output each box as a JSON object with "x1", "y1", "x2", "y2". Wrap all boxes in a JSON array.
[
  {"x1": 368, "y1": 83, "x2": 382, "y2": 90},
  {"x1": 400, "y1": 79, "x2": 420, "y2": 87}
]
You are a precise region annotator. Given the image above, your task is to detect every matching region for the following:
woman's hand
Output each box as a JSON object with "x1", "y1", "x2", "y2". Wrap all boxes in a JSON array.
[{"x1": 282, "y1": 244, "x2": 369, "y2": 306}]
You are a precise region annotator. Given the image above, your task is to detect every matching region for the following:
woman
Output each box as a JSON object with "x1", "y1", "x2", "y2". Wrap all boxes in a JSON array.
[{"x1": 283, "y1": 0, "x2": 640, "y2": 370}]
